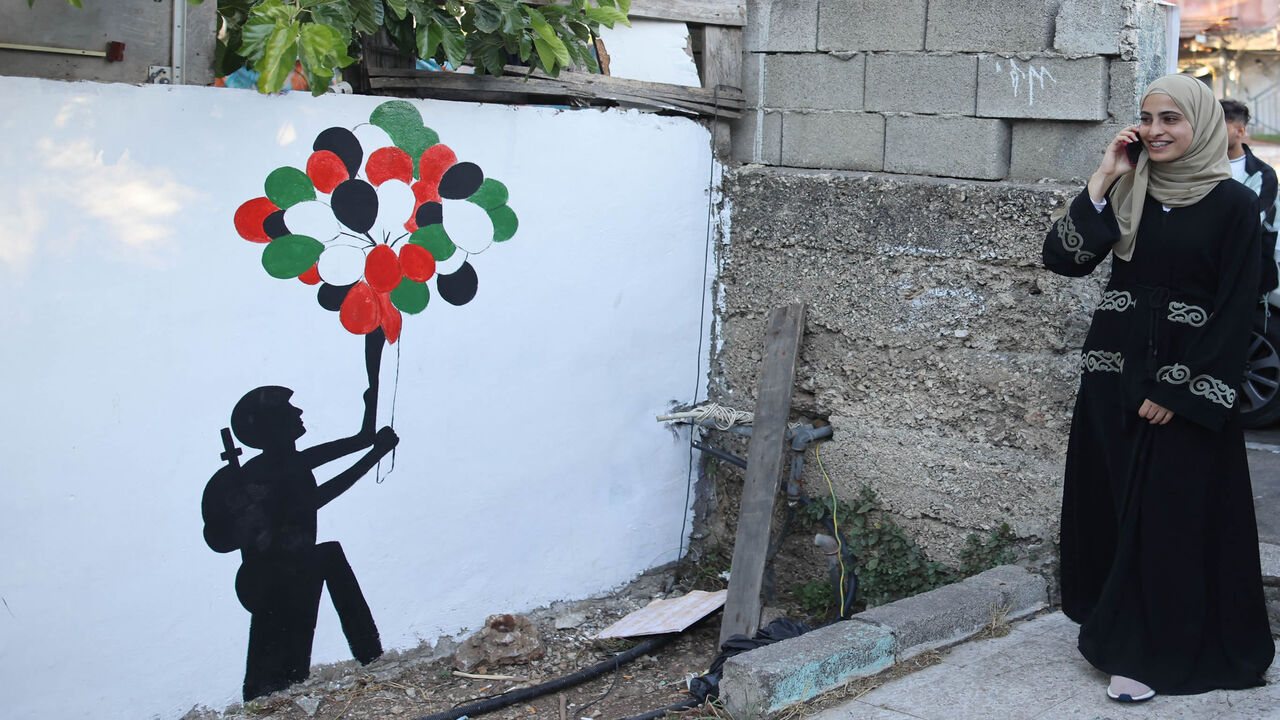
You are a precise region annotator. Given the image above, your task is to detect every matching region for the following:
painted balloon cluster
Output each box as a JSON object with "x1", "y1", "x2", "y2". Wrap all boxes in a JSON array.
[{"x1": 233, "y1": 101, "x2": 518, "y2": 343}]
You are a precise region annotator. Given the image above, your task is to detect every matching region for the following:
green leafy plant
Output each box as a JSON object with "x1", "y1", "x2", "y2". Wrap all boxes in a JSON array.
[
  {"x1": 957, "y1": 522, "x2": 1018, "y2": 577},
  {"x1": 790, "y1": 579, "x2": 833, "y2": 616},
  {"x1": 208, "y1": 0, "x2": 630, "y2": 94}
]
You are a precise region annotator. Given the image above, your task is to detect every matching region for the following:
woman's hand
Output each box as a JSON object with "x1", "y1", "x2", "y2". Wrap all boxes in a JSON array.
[
  {"x1": 1138, "y1": 398, "x2": 1174, "y2": 425},
  {"x1": 1087, "y1": 126, "x2": 1140, "y2": 203}
]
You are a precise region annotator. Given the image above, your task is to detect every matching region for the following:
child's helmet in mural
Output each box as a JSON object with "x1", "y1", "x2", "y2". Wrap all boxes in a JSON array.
[{"x1": 233, "y1": 101, "x2": 519, "y2": 344}]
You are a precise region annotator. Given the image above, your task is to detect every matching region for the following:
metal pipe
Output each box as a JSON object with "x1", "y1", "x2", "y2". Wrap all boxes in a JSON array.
[{"x1": 171, "y1": 0, "x2": 186, "y2": 84}]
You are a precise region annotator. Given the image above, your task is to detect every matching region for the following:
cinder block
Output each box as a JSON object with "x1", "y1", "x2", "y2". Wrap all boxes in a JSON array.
[
  {"x1": 1009, "y1": 121, "x2": 1121, "y2": 184},
  {"x1": 1054, "y1": 0, "x2": 1125, "y2": 55},
  {"x1": 865, "y1": 53, "x2": 977, "y2": 114},
  {"x1": 732, "y1": 110, "x2": 783, "y2": 165},
  {"x1": 977, "y1": 54, "x2": 1108, "y2": 120},
  {"x1": 744, "y1": 0, "x2": 819, "y2": 52},
  {"x1": 765, "y1": 53, "x2": 865, "y2": 111},
  {"x1": 742, "y1": 52, "x2": 763, "y2": 108},
  {"x1": 855, "y1": 566, "x2": 1048, "y2": 656},
  {"x1": 884, "y1": 115, "x2": 1010, "y2": 180},
  {"x1": 1109, "y1": 60, "x2": 1142, "y2": 124},
  {"x1": 780, "y1": 112, "x2": 885, "y2": 171},
  {"x1": 926, "y1": 0, "x2": 1056, "y2": 52},
  {"x1": 817, "y1": 0, "x2": 927, "y2": 52},
  {"x1": 720, "y1": 619, "x2": 896, "y2": 718}
]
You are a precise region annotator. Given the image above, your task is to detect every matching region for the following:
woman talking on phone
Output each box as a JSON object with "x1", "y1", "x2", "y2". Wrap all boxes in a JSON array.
[{"x1": 1043, "y1": 74, "x2": 1274, "y2": 703}]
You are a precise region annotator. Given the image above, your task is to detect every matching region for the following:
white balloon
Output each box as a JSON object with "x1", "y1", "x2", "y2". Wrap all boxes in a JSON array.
[
  {"x1": 443, "y1": 198, "x2": 495, "y2": 254},
  {"x1": 373, "y1": 180, "x2": 416, "y2": 242},
  {"x1": 283, "y1": 201, "x2": 338, "y2": 242},
  {"x1": 351, "y1": 123, "x2": 395, "y2": 171},
  {"x1": 433, "y1": 242, "x2": 468, "y2": 275},
  {"x1": 317, "y1": 244, "x2": 367, "y2": 286}
]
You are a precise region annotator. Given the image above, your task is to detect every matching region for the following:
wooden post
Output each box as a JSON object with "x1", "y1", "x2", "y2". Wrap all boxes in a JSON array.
[
  {"x1": 700, "y1": 24, "x2": 742, "y2": 160},
  {"x1": 719, "y1": 303, "x2": 805, "y2": 645}
]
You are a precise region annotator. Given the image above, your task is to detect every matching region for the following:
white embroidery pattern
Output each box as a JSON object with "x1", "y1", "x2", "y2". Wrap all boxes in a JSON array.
[
  {"x1": 1157, "y1": 363, "x2": 1191, "y2": 384},
  {"x1": 1190, "y1": 374, "x2": 1236, "y2": 408},
  {"x1": 1098, "y1": 290, "x2": 1134, "y2": 312},
  {"x1": 1082, "y1": 350, "x2": 1124, "y2": 374},
  {"x1": 1057, "y1": 215, "x2": 1094, "y2": 265},
  {"x1": 1167, "y1": 302, "x2": 1209, "y2": 327}
]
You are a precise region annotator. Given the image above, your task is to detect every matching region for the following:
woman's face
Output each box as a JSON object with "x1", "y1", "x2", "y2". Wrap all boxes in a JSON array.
[{"x1": 1138, "y1": 92, "x2": 1194, "y2": 163}]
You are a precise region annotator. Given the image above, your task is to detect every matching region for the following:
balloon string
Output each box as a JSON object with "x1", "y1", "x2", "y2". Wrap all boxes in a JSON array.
[{"x1": 377, "y1": 336, "x2": 401, "y2": 483}]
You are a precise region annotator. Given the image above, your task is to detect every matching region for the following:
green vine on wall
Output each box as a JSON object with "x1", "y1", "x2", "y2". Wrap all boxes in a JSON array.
[{"x1": 798, "y1": 486, "x2": 1022, "y2": 613}]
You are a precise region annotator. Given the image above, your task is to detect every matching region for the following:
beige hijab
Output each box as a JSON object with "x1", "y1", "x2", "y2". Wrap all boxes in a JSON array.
[{"x1": 1108, "y1": 74, "x2": 1231, "y2": 261}]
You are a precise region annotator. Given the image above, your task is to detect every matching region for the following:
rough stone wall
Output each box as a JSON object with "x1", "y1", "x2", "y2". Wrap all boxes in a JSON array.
[
  {"x1": 733, "y1": 0, "x2": 1175, "y2": 183},
  {"x1": 714, "y1": 168, "x2": 1097, "y2": 565}
]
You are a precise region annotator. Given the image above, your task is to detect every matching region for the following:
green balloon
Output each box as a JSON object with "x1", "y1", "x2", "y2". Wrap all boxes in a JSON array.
[
  {"x1": 262, "y1": 234, "x2": 323, "y2": 279},
  {"x1": 410, "y1": 224, "x2": 456, "y2": 261},
  {"x1": 391, "y1": 278, "x2": 431, "y2": 314},
  {"x1": 468, "y1": 179, "x2": 509, "y2": 210},
  {"x1": 488, "y1": 205, "x2": 519, "y2": 243},
  {"x1": 369, "y1": 100, "x2": 439, "y2": 176},
  {"x1": 264, "y1": 167, "x2": 315, "y2": 209}
]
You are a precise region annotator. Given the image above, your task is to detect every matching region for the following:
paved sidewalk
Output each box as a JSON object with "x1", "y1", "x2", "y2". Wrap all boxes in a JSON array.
[{"x1": 811, "y1": 612, "x2": 1280, "y2": 720}]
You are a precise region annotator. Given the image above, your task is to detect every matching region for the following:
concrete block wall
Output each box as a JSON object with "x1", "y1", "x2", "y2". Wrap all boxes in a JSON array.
[{"x1": 732, "y1": 0, "x2": 1176, "y2": 183}]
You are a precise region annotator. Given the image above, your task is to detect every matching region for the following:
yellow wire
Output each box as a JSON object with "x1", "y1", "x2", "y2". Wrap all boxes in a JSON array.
[{"x1": 814, "y1": 442, "x2": 847, "y2": 617}]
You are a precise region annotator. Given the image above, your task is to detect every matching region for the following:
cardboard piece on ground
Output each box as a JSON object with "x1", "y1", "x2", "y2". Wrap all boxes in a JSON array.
[{"x1": 595, "y1": 589, "x2": 728, "y2": 639}]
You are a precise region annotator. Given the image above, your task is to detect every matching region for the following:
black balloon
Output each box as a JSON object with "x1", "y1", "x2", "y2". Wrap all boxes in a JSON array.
[
  {"x1": 331, "y1": 180, "x2": 379, "y2": 234},
  {"x1": 437, "y1": 262, "x2": 478, "y2": 306},
  {"x1": 263, "y1": 210, "x2": 289, "y2": 239},
  {"x1": 415, "y1": 201, "x2": 443, "y2": 228},
  {"x1": 313, "y1": 127, "x2": 364, "y2": 177},
  {"x1": 317, "y1": 283, "x2": 353, "y2": 312},
  {"x1": 439, "y1": 162, "x2": 484, "y2": 200}
]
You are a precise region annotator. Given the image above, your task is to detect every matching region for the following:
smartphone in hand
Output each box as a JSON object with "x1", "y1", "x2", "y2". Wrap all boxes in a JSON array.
[{"x1": 1125, "y1": 140, "x2": 1144, "y2": 165}]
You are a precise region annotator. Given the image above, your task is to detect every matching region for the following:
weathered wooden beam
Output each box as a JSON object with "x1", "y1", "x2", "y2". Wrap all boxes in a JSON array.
[
  {"x1": 629, "y1": 0, "x2": 746, "y2": 26},
  {"x1": 719, "y1": 303, "x2": 806, "y2": 646},
  {"x1": 700, "y1": 25, "x2": 742, "y2": 158},
  {"x1": 367, "y1": 67, "x2": 743, "y2": 119}
]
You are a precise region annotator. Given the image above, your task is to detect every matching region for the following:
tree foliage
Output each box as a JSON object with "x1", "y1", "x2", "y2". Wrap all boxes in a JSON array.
[
  {"x1": 30, "y1": 0, "x2": 629, "y2": 96},
  {"x1": 208, "y1": 0, "x2": 630, "y2": 95}
]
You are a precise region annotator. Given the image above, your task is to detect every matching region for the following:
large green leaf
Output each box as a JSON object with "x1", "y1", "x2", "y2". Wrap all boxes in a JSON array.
[
  {"x1": 583, "y1": 6, "x2": 628, "y2": 26},
  {"x1": 298, "y1": 22, "x2": 354, "y2": 95},
  {"x1": 257, "y1": 22, "x2": 300, "y2": 94},
  {"x1": 349, "y1": 0, "x2": 384, "y2": 35},
  {"x1": 237, "y1": 13, "x2": 278, "y2": 60},
  {"x1": 383, "y1": 0, "x2": 408, "y2": 20},
  {"x1": 471, "y1": 1, "x2": 503, "y2": 33},
  {"x1": 438, "y1": 17, "x2": 467, "y2": 68}
]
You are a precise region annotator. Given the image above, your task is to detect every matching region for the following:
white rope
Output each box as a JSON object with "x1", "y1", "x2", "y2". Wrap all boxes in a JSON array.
[{"x1": 656, "y1": 402, "x2": 756, "y2": 430}]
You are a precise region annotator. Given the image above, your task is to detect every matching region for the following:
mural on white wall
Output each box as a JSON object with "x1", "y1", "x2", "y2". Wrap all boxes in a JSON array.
[
  {"x1": 0, "y1": 76, "x2": 713, "y2": 720},
  {"x1": 204, "y1": 100, "x2": 525, "y2": 700}
]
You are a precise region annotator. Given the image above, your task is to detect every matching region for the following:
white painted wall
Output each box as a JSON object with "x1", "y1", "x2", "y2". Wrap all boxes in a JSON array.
[
  {"x1": 0, "y1": 76, "x2": 714, "y2": 719},
  {"x1": 598, "y1": 19, "x2": 703, "y2": 87}
]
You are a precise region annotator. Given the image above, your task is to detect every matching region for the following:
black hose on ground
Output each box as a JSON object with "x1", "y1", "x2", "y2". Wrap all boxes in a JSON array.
[
  {"x1": 413, "y1": 633, "x2": 678, "y2": 720},
  {"x1": 618, "y1": 696, "x2": 702, "y2": 720}
]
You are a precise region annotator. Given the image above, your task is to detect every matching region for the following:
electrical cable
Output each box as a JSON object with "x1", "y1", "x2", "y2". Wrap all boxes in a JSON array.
[
  {"x1": 411, "y1": 634, "x2": 676, "y2": 720},
  {"x1": 814, "y1": 442, "x2": 849, "y2": 616},
  {"x1": 618, "y1": 696, "x2": 702, "y2": 720}
]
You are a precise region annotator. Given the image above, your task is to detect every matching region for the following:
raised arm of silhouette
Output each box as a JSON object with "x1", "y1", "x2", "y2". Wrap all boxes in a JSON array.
[{"x1": 201, "y1": 328, "x2": 400, "y2": 701}]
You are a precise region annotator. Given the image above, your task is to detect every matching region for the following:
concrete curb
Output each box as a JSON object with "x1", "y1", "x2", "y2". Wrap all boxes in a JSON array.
[
  {"x1": 1262, "y1": 542, "x2": 1280, "y2": 636},
  {"x1": 719, "y1": 565, "x2": 1049, "y2": 719}
]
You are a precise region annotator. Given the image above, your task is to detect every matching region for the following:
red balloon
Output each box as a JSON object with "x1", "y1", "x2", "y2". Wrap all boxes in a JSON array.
[
  {"x1": 411, "y1": 180, "x2": 441, "y2": 206},
  {"x1": 417, "y1": 144, "x2": 456, "y2": 200},
  {"x1": 234, "y1": 197, "x2": 278, "y2": 243},
  {"x1": 399, "y1": 243, "x2": 436, "y2": 282},
  {"x1": 298, "y1": 264, "x2": 322, "y2": 285},
  {"x1": 307, "y1": 150, "x2": 349, "y2": 194},
  {"x1": 366, "y1": 147, "x2": 414, "y2": 187},
  {"x1": 365, "y1": 244, "x2": 402, "y2": 294},
  {"x1": 378, "y1": 291, "x2": 402, "y2": 344},
  {"x1": 340, "y1": 281, "x2": 380, "y2": 335}
]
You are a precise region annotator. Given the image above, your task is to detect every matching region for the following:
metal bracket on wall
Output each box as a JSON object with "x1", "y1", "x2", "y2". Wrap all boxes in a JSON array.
[{"x1": 148, "y1": 66, "x2": 173, "y2": 84}]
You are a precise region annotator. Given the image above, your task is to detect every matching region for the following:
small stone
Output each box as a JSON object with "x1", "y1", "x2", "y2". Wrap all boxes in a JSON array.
[
  {"x1": 294, "y1": 696, "x2": 322, "y2": 716},
  {"x1": 554, "y1": 611, "x2": 586, "y2": 629}
]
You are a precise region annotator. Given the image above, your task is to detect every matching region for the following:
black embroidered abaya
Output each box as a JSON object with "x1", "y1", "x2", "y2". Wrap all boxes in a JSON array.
[{"x1": 1043, "y1": 179, "x2": 1274, "y2": 694}]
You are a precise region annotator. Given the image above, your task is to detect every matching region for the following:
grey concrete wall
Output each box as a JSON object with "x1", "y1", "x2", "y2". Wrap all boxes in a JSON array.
[
  {"x1": 731, "y1": 0, "x2": 1176, "y2": 183},
  {"x1": 0, "y1": 0, "x2": 215, "y2": 86},
  {"x1": 715, "y1": 167, "x2": 1096, "y2": 564}
]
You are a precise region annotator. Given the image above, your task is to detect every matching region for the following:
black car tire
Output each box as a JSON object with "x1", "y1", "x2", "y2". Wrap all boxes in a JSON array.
[{"x1": 1240, "y1": 319, "x2": 1280, "y2": 428}]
